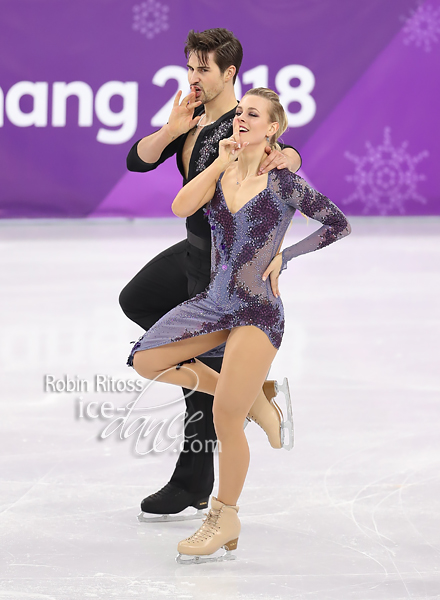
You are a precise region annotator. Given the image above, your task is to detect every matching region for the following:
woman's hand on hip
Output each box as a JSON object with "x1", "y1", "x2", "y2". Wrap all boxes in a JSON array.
[{"x1": 262, "y1": 254, "x2": 283, "y2": 298}]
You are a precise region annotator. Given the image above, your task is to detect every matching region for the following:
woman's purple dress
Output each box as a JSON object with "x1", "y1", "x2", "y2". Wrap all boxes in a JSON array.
[{"x1": 128, "y1": 168, "x2": 350, "y2": 364}]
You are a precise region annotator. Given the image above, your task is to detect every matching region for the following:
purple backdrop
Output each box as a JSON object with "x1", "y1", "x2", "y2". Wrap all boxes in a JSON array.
[{"x1": 1, "y1": 0, "x2": 439, "y2": 218}]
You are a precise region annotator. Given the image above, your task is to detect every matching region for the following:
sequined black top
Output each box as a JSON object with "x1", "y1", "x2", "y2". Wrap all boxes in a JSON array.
[{"x1": 126, "y1": 105, "x2": 300, "y2": 240}]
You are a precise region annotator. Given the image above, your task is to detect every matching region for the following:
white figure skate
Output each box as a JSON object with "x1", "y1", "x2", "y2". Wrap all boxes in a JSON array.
[
  {"x1": 176, "y1": 496, "x2": 240, "y2": 564},
  {"x1": 246, "y1": 377, "x2": 294, "y2": 450}
]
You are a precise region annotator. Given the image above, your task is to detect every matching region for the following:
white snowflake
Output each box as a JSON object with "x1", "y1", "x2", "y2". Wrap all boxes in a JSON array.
[
  {"x1": 344, "y1": 128, "x2": 428, "y2": 215},
  {"x1": 402, "y1": 1, "x2": 440, "y2": 52},
  {"x1": 132, "y1": 0, "x2": 169, "y2": 40}
]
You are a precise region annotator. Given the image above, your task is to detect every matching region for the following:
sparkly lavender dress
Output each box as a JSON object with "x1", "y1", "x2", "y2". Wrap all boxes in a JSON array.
[{"x1": 127, "y1": 168, "x2": 350, "y2": 364}]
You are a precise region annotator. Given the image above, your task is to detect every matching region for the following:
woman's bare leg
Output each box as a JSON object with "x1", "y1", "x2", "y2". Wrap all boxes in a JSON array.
[
  {"x1": 132, "y1": 326, "x2": 278, "y2": 506},
  {"x1": 213, "y1": 326, "x2": 278, "y2": 506},
  {"x1": 132, "y1": 330, "x2": 230, "y2": 395}
]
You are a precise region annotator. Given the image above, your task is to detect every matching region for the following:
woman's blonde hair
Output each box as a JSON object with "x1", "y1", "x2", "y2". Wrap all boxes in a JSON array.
[{"x1": 243, "y1": 87, "x2": 288, "y2": 150}]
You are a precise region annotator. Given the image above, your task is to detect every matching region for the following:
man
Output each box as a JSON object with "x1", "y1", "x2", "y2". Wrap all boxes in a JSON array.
[{"x1": 120, "y1": 28, "x2": 301, "y2": 521}]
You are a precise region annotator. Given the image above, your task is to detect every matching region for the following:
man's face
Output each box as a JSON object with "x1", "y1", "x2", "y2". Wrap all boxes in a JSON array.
[{"x1": 186, "y1": 51, "x2": 227, "y2": 104}]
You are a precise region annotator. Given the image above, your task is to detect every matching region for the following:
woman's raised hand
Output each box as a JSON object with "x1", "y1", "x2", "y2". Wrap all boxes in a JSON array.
[
  {"x1": 218, "y1": 116, "x2": 249, "y2": 166},
  {"x1": 167, "y1": 91, "x2": 203, "y2": 138}
]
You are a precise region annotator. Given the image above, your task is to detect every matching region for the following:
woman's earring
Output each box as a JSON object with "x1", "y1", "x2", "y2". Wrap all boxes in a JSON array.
[{"x1": 266, "y1": 136, "x2": 270, "y2": 143}]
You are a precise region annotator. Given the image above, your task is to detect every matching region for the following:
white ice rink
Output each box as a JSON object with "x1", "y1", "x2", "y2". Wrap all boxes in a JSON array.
[{"x1": 1, "y1": 216, "x2": 439, "y2": 599}]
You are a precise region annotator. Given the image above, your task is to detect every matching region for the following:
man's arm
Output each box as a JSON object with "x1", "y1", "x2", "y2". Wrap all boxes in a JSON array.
[
  {"x1": 127, "y1": 135, "x2": 182, "y2": 172},
  {"x1": 136, "y1": 126, "x2": 180, "y2": 165},
  {"x1": 127, "y1": 90, "x2": 202, "y2": 171}
]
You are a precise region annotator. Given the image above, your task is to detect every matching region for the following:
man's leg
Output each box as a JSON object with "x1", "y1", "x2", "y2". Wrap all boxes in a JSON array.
[
  {"x1": 167, "y1": 243, "x2": 220, "y2": 499},
  {"x1": 133, "y1": 329, "x2": 227, "y2": 519},
  {"x1": 142, "y1": 242, "x2": 221, "y2": 515},
  {"x1": 169, "y1": 354, "x2": 221, "y2": 497},
  {"x1": 120, "y1": 239, "x2": 220, "y2": 515},
  {"x1": 119, "y1": 240, "x2": 189, "y2": 330}
]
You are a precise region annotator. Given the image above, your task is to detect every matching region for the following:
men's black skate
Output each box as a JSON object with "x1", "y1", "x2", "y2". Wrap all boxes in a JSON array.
[{"x1": 138, "y1": 482, "x2": 210, "y2": 523}]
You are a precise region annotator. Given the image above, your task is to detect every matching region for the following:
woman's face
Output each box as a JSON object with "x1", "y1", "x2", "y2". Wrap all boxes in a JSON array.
[{"x1": 234, "y1": 95, "x2": 278, "y2": 146}]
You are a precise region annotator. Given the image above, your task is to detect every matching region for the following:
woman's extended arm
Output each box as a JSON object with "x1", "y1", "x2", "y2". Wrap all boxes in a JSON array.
[
  {"x1": 263, "y1": 172, "x2": 351, "y2": 297},
  {"x1": 280, "y1": 173, "x2": 351, "y2": 271}
]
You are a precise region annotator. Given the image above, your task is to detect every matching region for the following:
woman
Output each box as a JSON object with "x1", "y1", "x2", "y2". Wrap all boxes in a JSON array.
[{"x1": 128, "y1": 88, "x2": 351, "y2": 563}]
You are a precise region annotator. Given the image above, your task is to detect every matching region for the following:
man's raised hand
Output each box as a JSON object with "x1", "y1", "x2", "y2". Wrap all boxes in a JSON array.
[{"x1": 167, "y1": 91, "x2": 203, "y2": 138}]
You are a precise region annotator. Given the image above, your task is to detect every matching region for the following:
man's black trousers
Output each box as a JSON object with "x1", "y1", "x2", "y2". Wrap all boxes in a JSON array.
[{"x1": 119, "y1": 239, "x2": 220, "y2": 497}]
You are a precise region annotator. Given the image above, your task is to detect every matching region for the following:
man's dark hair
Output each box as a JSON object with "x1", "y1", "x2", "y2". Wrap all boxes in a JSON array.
[{"x1": 184, "y1": 28, "x2": 243, "y2": 84}]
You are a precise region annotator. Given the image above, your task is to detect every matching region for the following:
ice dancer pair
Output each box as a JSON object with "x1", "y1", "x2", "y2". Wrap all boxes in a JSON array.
[{"x1": 121, "y1": 30, "x2": 303, "y2": 557}]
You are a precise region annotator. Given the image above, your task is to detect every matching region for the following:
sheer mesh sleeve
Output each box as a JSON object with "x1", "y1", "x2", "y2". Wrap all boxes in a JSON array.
[{"x1": 275, "y1": 170, "x2": 351, "y2": 272}]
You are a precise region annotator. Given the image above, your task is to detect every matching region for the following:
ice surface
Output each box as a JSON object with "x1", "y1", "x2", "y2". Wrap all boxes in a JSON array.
[{"x1": 0, "y1": 217, "x2": 439, "y2": 599}]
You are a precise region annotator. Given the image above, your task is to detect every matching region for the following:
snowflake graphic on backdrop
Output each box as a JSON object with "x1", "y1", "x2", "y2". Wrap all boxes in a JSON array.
[
  {"x1": 344, "y1": 128, "x2": 428, "y2": 215},
  {"x1": 132, "y1": 1, "x2": 169, "y2": 40},
  {"x1": 401, "y1": 1, "x2": 440, "y2": 52}
]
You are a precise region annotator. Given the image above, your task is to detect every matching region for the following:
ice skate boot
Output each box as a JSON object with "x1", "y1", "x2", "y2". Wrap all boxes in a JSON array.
[
  {"x1": 176, "y1": 496, "x2": 240, "y2": 564},
  {"x1": 246, "y1": 378, "x2": 294, "y2": 450},
  {"x1": 137, "y1": 482, "x2": 209, "y2": 523}
]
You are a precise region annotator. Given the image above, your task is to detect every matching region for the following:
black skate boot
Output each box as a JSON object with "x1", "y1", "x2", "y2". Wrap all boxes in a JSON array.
[{"x1": 138, "y1": 482, "x2": 210, "y2": 523}]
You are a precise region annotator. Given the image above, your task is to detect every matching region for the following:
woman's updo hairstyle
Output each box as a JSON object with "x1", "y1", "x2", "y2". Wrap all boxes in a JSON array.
[{"x1": 243, "y1": 87, "x2": 288, "y2": 151}]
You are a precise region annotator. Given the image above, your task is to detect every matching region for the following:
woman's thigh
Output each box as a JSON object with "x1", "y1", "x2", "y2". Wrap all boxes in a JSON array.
[
  {"x1": 133, "y1": 329, "x2": 230, "y2": 377},
  {"x1": 214, "y1": 326, "x2": 278, "y2": 420}
]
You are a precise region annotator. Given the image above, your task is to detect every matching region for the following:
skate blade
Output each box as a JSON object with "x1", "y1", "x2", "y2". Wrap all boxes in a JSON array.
[
  {"x1": 276, "y1": 377, "x2": 294, "y2": 451},
  {"x1": 176, "y1": 548, "x2": 237, "y2": 565},
  {"x1": 280, "y1": 419, "x2": 294, "y2": 450},
  {"x1": 137, "y1": 508, "x2": 205, "y2": 523}
]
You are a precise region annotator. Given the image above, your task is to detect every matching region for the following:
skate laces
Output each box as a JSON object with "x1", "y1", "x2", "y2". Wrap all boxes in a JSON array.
[
  {"x1": 187, "y1": 508, "x2": 221, "y2": 542},
  {"x1": 150, "y1": 482, "x2": 175, "y2": 500}
]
